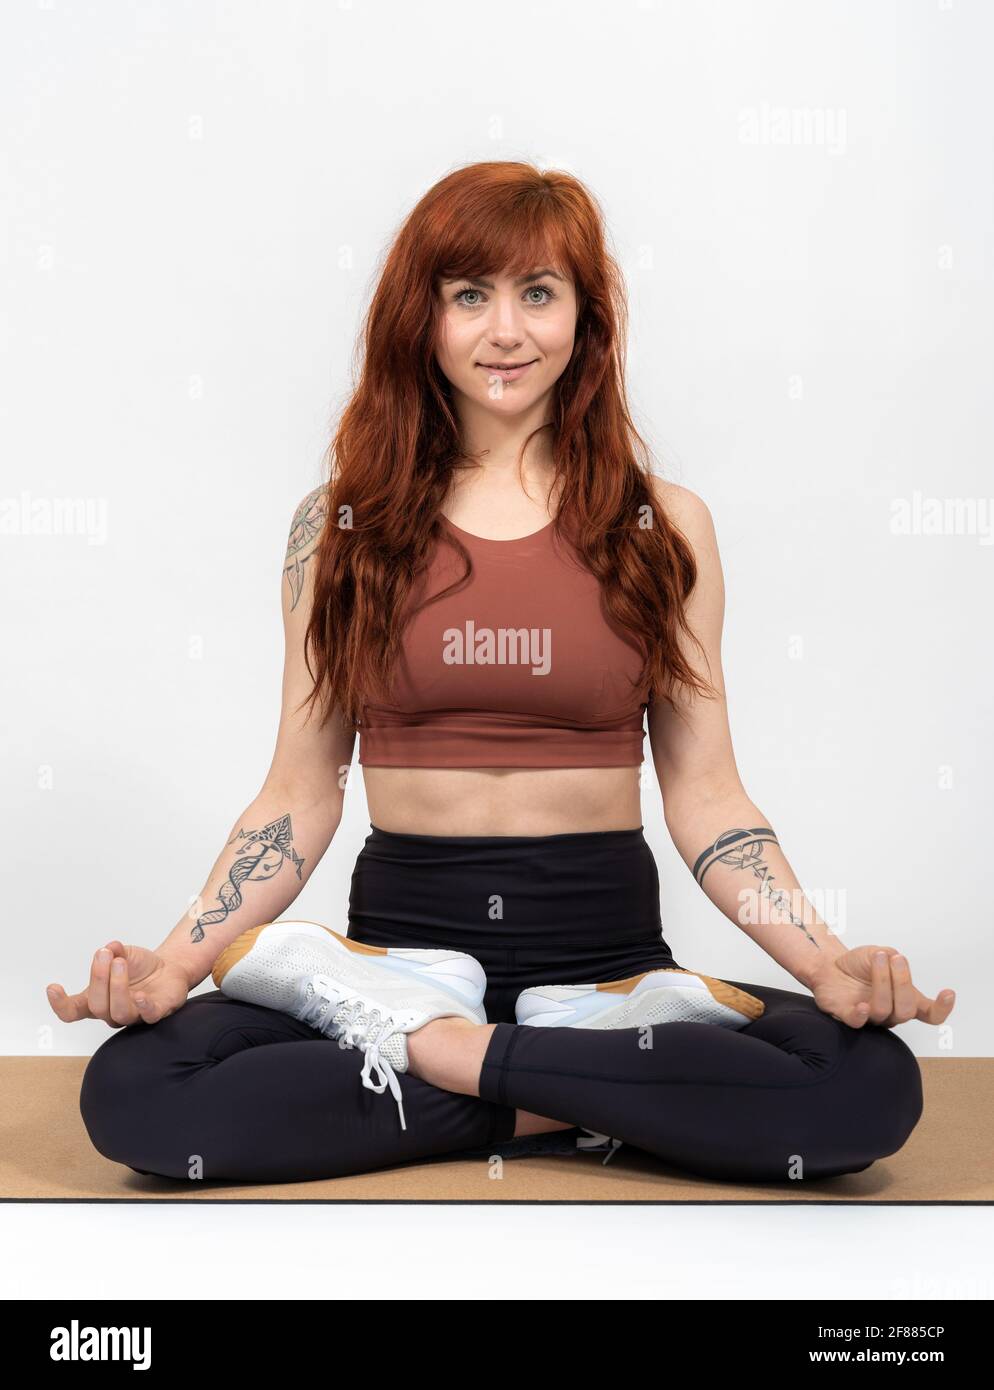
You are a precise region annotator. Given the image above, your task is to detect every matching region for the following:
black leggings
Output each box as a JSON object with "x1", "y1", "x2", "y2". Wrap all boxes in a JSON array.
[{"x1": 79, "y1": 826, "x2": 924, "y2": 1184}]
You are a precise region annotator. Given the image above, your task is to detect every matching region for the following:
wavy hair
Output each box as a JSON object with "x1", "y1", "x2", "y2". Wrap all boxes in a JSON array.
[{"x1": 302, "y1": 160, "x2": 717, "y2": 731}]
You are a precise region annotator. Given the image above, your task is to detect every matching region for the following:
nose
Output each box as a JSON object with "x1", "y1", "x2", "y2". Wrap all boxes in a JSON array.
[{"x1": 483, "y1": 290, "x2": 527, "y2": 349}]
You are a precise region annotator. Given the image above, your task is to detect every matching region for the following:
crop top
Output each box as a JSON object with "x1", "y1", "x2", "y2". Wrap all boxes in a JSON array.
[{"x1": 357, "y1": 514, "x2": 652, "y2": 768}]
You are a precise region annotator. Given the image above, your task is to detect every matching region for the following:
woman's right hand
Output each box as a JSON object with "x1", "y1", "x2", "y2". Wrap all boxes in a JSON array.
[{"x1": 46, "y1": 941, "x2": 194, "y2": 1028}]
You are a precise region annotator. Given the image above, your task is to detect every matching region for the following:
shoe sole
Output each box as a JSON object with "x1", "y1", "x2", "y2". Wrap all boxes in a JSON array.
[
  {"x1": 211, "y1": 919, "x2": 486, "y2": 1014},
  {"x1": 212, "y1": 920, "x2": 390, "y2": 989},
  {"x1": 598, "y1": 968, "x2": 766, "y2": 1021},
  {"x1": 519, "y1": 968, "x2": 766, "y2": 1028}
]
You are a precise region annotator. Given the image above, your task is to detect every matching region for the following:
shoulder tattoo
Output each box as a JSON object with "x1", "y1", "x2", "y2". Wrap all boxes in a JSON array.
[{"x1": 283, "y1": 484, "x2": 328, "y2": 610}]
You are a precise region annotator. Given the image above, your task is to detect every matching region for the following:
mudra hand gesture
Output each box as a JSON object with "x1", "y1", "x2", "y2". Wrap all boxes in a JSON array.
[{"x1": 809, "y1": 944, "x2": 955, "y2": 1030}]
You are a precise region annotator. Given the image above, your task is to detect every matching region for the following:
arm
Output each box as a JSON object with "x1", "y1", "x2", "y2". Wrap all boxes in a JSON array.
[
  {"x1": 646, "y1": 481, "x2": 842, "y2": 992},
  {"x1": 47, "y1": 485, "x2": 353, "y2": 1026},
  {"x1": 646, "y1": 481, "x2": 954, "y2": 1028},
  {"x1": 155, "y1": 483, "x2": 354, "y2": 987}
]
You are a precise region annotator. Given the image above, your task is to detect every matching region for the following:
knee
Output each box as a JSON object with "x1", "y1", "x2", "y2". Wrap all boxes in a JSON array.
[
  {"x1": 880, "y1": 1027, "x2": 924, "y2": 1146},
  {"x1": 782, "y1": 1027, "x2": 924, "y2": 1180},
  {"x1": 78, "y1": 1027, "x2": 153, "y2": 1169},
  {"x1": 850, "y1": 1025, "x2": 924, "y2": 1160}
]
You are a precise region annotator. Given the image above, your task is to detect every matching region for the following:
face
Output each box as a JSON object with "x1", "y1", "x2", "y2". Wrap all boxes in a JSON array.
[{"x1": 435, "y1": 264, "x2": 578, "y2": 414}]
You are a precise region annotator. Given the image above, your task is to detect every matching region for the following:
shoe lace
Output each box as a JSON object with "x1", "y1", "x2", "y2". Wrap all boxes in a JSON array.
[{"x1": 299, "y1": 986, "x2": 409, "y2": 1131}]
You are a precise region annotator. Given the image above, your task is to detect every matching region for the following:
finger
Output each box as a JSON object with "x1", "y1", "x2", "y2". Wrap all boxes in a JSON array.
[
  {"x1": 869, "y1": 950, "x2": 893, "y2": 1023},
  {"x1": 108, "y1": 955, "x2": 140, "y2": 1026},
  {"x1": 887, "y1": 954, "x2": 918, "y2": 1024},
  {"x1": 87, "y1": 948, "x2": 114, "y2": 1020},
  {"x1": 132, "y1": 992, "x2": 161, "y2": 1024},
  {"x1": 128, "y1": 970, "x2": 162, "y2": 1024},
  {"x1": 828, "y1": 997, "x2": 870, "y2": 1028},
  {"x1": 916, "y1": 985, "x2": 957, "y2": 1026},
  {"x1": 46, "y1": 983, "x2": 94, "y2": 1022}
]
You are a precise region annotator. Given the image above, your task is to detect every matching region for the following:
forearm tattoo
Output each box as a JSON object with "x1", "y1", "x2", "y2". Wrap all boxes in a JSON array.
[
  {"x1": 692, "y1": 826, "x2": 820, "y2": 948},
  {"x1": 283, "y1": 484, "x2": 328, "y2": 610},
  {"x1": 190, "y1": 813, "x2": 306, "y2": 943}
]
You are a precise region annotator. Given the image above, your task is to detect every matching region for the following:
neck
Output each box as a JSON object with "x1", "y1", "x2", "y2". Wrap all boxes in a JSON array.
[{"x1": 452, "y1": 391, "x2": 556, "y2": 476}]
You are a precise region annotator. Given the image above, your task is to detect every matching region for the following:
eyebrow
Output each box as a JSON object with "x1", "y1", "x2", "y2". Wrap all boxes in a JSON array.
[{"x1": 442, "y1": 267, "x2": 567, "y2": 289}]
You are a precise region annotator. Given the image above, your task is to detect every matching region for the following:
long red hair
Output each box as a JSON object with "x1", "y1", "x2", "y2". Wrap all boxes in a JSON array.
[{"x1": 302, "y1": 160, "x2": 716, "y2": 731}]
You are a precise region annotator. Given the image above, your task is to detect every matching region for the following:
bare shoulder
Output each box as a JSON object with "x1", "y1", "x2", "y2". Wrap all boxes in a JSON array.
[
  {"x1": 646, "y1": 476, "x2": 716, "y2": 550},
  {"x1": 283, "y1": 483, "x2": 330, "y2": 613},
  {"x1": 645, "y1": 475, "x2": 724, "y2": 626}
]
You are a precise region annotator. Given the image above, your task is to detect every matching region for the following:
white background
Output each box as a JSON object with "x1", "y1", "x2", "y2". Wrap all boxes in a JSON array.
[
  {"x1": 5, "y1": 0, "x2": 989, "y2": 1056},
  {"x1": 1, "y1": 0, "x2": 992, "y2": 1295}
]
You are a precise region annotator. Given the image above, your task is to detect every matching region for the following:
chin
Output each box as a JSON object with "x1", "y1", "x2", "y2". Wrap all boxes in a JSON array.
[{"x1": 479, "y1": 389, "x2": 539, "y2": 413}]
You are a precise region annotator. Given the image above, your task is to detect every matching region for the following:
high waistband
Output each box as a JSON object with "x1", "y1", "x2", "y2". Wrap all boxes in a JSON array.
[
  {"x1": 362, "y1": 823, "x2": 650, "y2": 850},
  {"x1": 347, "y1": 823, "x2": 669, "y2": 952}
]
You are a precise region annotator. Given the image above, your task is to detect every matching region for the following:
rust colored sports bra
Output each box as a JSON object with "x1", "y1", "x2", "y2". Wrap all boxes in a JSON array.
[{"x1": 357, "y1": 514, "x2": 651, "y2": 768}]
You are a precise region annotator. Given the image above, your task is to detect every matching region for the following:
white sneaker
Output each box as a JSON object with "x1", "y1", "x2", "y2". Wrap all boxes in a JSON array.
[
  {"x1": 513, "y1": 968, "x2": 765, "y2": 1165},
  {"x1": 515, "y1": 967, "x2": 765, "y2": 1031},
  {"x1": 212, "y1": 920, "x2": 488, "y2": 1130}
]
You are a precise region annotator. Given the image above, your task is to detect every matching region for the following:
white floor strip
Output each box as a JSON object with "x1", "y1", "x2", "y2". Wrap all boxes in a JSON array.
[{"x1": 1, "y1": 1204, "x2": 990, "y2": 1301}]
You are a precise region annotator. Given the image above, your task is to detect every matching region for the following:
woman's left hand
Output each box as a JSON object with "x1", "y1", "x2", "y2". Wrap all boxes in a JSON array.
[{"x1": 807, "y1": 944, "x2": 956, "y2": 1030}]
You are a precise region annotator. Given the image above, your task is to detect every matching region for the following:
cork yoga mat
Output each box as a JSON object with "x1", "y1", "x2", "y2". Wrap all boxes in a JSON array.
[{"x1": 2, "y1": 1057, "x2": 991, "y2": 1204}]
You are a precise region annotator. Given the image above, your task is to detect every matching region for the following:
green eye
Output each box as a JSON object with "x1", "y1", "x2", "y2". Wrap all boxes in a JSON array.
[{"x1": 453, "y1": 284, "x2": 557, "y2": 307}]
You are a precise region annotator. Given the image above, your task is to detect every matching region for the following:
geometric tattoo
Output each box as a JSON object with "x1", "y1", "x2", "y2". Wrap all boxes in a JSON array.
[
  {"x1": 190, "y1": 813, "x2": 306, "y2": 943},
  {"x1": 283, "y1": 484, "x2": 328, "y2": 611},
  {"x1": 692, "y1": 826, "x2": 821, "y2": 948}
]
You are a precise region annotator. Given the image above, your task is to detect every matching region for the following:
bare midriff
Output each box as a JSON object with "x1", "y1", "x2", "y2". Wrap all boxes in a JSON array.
[{"x1": 361, "y1": 764, "x2": 643, "y2": 836}]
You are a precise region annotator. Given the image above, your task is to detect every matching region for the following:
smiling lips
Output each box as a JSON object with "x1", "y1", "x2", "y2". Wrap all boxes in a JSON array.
[{"x1": 476, "y1": 359, "x2": 537, "y2": 382}]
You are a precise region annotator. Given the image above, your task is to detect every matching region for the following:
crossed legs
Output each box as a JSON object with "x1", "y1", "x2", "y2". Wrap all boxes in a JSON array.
[
  {"x1": 79, "y1": 976, "x2": 923, "y2": 1185},
  {"x1": 411, "y1": 976, "x2": 925, "y2": 1181}
]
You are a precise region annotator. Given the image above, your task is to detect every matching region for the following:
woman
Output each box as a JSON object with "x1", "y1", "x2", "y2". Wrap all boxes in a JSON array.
[{"x1": 52, "y1": 162, "x2": 952, "y2": 1184}]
